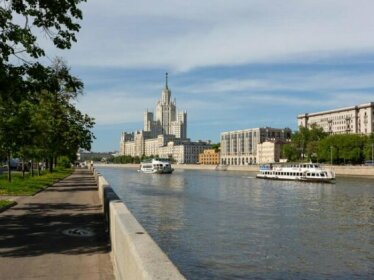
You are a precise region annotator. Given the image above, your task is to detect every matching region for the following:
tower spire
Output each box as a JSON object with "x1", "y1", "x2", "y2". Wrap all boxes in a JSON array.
[{"x1": 165, "y1": 72, "x2": 168, "y2": 89}]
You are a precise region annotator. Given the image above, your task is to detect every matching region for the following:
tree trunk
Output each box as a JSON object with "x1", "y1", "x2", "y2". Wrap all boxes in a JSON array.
[
  {"x1": 22, "y1": 159, "x2": 25, "y2": 178},
  {"x1": 38, "y1": 162, "x2": 41, "y2": 176},
  {"x1": 49, "y1": 156, "x2": 53, "y2": 173},
  {"x1": 31, "y1": 159, "x2": 34, "y2": 177},
  {"x1": 7, "y1": 152, "x2": 11, "y2": 182}
]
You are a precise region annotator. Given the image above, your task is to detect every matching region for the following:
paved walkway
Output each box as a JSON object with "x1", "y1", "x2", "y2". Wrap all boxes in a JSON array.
[{"x1": 0, "y1": 168, "x2": 113, "y2": 280}]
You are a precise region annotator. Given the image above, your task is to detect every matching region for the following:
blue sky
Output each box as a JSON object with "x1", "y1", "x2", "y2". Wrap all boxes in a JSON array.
[{"x1": 43, "y1": 0, "x2": 374, "y2": 151}]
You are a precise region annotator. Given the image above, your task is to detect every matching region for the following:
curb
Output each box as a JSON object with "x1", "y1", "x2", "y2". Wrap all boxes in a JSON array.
[{"x1": 0, "y1": 201, "x2": 17, "y2": 213}]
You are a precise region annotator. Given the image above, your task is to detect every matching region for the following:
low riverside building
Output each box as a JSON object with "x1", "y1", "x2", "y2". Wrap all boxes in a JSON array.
[
  {"x1": 298, "y1": 102, "x2": 374, "y2": 135},
  {"x1": 256, "y1": 141, "x2": 284, "y2": 164},
  {"x1": 220, "y1": 127, "x2": 291, "y2": 165},
  {"x1": 198, "y1": 149, "x2": 220, "y2": 165},
  {"x1": 120, "y1": 74, "x2": 211, "y2": 163},
  {"x1": 158, "y1": 141, "x2": 212, "y2": 164}
]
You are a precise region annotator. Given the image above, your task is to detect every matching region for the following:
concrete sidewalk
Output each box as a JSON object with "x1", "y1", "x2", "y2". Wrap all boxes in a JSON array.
[{"x1": 0, "y1": 168, "x2": 113, "y2": 280}]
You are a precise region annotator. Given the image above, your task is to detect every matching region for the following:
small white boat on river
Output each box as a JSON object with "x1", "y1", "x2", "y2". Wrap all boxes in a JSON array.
[
  {"x1": 138, "y1": 158, "x2": 174, "y2": 174},
  {"x1": 256, "y1": 163, "x2": 335, "y2": 183}
]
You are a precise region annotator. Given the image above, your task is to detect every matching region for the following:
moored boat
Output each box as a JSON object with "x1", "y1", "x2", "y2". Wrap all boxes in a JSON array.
[
  {"x1": 256, "y1": 163, "x2": 335, "y2": 183},
  {"x1": 138, "y1": 158, "x2": 174, "y2": 174}
]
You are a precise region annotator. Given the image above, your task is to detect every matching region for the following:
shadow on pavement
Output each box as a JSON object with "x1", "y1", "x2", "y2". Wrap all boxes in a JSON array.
[{"x1": 0, "y1": 202, "x2": 109, "y2": 258}]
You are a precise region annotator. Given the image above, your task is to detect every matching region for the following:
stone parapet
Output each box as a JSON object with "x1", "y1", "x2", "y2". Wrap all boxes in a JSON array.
[{"x1": 94, "y1": 167, "x2": 185, "y2": 280}]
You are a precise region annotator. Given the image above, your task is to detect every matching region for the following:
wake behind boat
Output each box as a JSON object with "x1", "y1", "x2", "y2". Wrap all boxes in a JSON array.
[
  {"x1": 138, "y1": 158, "x2": 174, "y2": 174},
  {"x1": 256, "y1": 163, "x2": 335, "y2": 183}
]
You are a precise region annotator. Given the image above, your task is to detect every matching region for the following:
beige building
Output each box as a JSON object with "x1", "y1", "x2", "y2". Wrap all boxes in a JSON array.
[
  {"x1": 120, "y1": 74, "x2": 211, "y2": 163},
  {"x1": 198, "y1": 149, "x2": 220, "y2": 165},
  {"x1": 256, "y1": 141, "x2": 283, "y2": 164},
  {"x1": 158, "y1": 141, "x2": 211, "y2": 164},
  {"x1": 298, "y1": 102, "x2": 374, "y2": 135},
  {"x1": 220, "y1": 127, "x2": 291, "y2": 165}
]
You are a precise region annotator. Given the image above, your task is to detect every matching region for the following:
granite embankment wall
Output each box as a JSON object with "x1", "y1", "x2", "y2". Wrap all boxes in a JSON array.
[
  {"x1": 95, "y1": 163, "x2": 374, "y2": 177},
  {"x1": 90, "y1": 165, "x2": 185, "y2": 280}
]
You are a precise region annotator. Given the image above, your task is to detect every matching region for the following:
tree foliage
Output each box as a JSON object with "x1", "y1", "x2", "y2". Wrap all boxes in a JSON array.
[
  {"x1": 1, "y1": 0, "x2": 86, "y2": 63},
  {"x1": 282, "y1": 125, "x2": 374, "y2": 165},
  {"x1": 318, "y1": 134, "x2": 367, "y2": 164},
  {"x1": 0, "y1": 1, "x2": 93, "y2": 181},
  {"x1": 282, "y1": 124, "x2": 327, "y2": 161}
]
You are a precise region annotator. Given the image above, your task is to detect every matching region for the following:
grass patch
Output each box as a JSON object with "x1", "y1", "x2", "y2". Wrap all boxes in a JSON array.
[
  {"x1": 0, "y1": 199, "x2": 14, "y2": 208},
  {"x1": 0, "y1": 167, "x2": 73, "y2": 195}
]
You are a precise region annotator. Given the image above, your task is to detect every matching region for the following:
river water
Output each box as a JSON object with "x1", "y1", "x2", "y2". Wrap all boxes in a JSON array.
[{"x1": 97, "y1": 166, "x2": 374, "y2": 280}]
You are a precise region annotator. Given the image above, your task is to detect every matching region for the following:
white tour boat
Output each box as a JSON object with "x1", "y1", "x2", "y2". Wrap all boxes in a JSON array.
[
  {"x1": 256, "y1": 163, "x2": 335, "y2": 183},
  {"x1": 138, "y1": 158, "x2": 174, "y2": 174}
]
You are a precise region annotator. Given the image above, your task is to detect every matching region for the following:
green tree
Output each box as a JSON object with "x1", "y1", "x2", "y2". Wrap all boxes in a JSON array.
[
  {"x1": 282, "y1": 143, "x2": 299, "y2": 162},
  {"x1": 364, "y1": 133, "x2": 374, "y2": 161},
  {"x1": 318, "y1": 134, "x2": 366, "y2": 164},
  {"x1": 284, "y1": 124, "x2": 328, "y2": 162},
  {"x1": 1, "y1": 0, "x2": 88, "y2": 179},
  {"x1": 306, "y1": 141, "x2": 319, "y2": 162},
  {"x1": 211, "y1": 143, "x2": 220, "y2": 152},
  {"x1": 1, "y1": 0, "x2": 86, "y2": 63}
]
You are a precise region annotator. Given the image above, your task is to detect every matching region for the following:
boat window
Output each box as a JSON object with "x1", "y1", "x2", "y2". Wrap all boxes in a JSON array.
[
  {"x1": 303, "y1": 164, "x2": 306, "y2": 168},
  {"x1": 311, "y1": 173, "x2": 315, "y2": 176},
  {"x1": 307, "y1": 173, "x2": 310, "y2": 176},
  {"x1": 321, "y1": 173, "x2": 325, "y2": 177}
]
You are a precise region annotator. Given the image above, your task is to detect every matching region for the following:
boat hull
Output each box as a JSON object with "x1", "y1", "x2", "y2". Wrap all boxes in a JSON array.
[
  {"x1": 256, "y1": 163, "x2": 336, "y2": 183},
  {"x1": 256, "y1": 174, "x2": 335, "y2": 183},
  {"x1": 138, "y1": 158, "x2": 174, "y2": 174}
]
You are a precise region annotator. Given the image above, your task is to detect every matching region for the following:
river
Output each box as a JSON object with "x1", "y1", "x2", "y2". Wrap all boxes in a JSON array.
[{"x1": 97, "y1": 166, "x2": 374, "y2": 280}]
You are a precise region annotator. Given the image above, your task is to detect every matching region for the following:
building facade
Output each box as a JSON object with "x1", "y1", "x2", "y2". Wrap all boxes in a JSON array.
[
  {"x1": 158, "y1": 141, "x2": 212, "y2": 164},
  {"x1": 198, "y1": 149, "x2": 220, "y2": 165},
  {"x1": 120, "y1": 74, "x2": 210, "y2": 163},
  {"x1": 220, "y1": 127, "x2": 291, "y2": 165},
  {"x1": 256, "y1": 141, "x2": 283, "y2": 164},
  {"x1": 298, "y1": 102, "x2": 374, "y2": 135}
]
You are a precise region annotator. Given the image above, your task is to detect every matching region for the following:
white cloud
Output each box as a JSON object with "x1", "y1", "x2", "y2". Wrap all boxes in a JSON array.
[
  {"x1": 76, "y1": 69, "x2": 374, "y2": 126},
  {"x1": 75, "y1": 90, "x2": 155, "y2": 124},
  {"x1": 180, "y1": 71, "x2": 374, "y2": 95},
  {"x1": 44, "y1": 0, "x2": 374, "y2": 71}
]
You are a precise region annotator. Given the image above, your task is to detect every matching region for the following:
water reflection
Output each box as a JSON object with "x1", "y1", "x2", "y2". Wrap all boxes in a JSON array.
[{"x1": 98, "y1": 167, "x2": 374, "y2": 279}]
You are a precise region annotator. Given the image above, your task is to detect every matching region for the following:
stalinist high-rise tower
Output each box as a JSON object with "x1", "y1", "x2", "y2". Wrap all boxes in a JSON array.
[
  {"x1": 144, "y1": 73, "x2": 187, "y2": 139},
  {"x1": 155, "y1": 73, "x2": 176, "y2": 134},
  {"x1": 120, "y1": 73, "x2": 210, "y2": 162}
]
